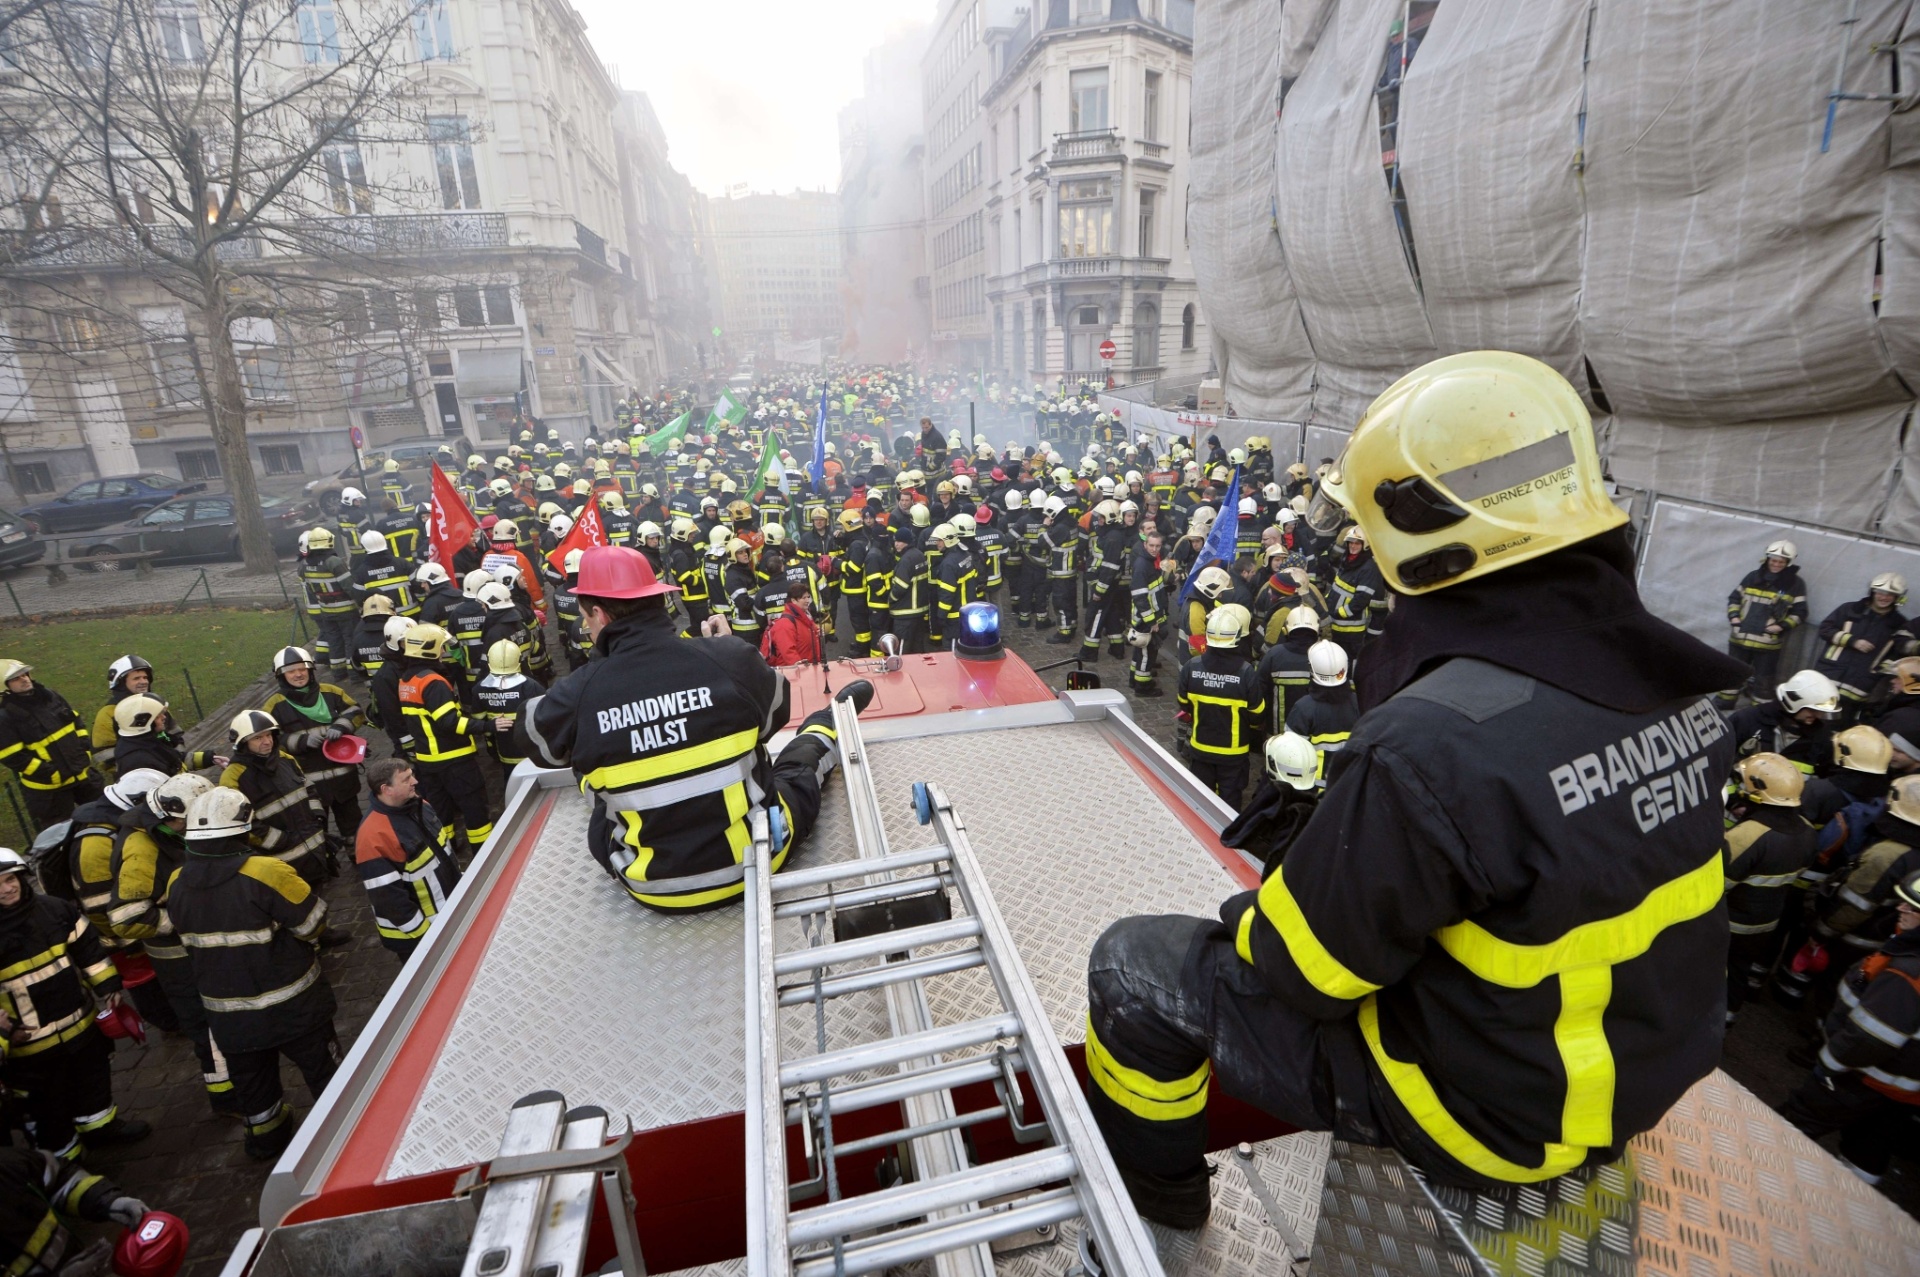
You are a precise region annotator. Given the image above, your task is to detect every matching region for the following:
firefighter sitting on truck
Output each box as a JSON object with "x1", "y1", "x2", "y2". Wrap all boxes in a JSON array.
[
  {"x1": 1082, "y1": 352, "x2": 1750, "y2": 1228},
  {"x1": 524, "y1": 545, "x2": 873, "y2": 912}
]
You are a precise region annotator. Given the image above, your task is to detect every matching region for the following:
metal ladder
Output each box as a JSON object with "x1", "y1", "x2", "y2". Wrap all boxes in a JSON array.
[{"x1": 742, "y1": 697, "x2": 1165, "y2": 1277}]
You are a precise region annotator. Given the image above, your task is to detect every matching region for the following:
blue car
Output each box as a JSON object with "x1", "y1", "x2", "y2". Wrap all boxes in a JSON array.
[{"x1": 22, "y1": 473, "x2": 189, "y2": 533}]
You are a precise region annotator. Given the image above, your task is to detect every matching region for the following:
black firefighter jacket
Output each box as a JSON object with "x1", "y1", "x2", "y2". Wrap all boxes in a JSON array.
[
  {"x1": 1225, "y1": 657, "x2": 1735, "y2": 1188},
  {"x1": 1821, "y1": 927, "x2": 1920, "y2": 1104},
  {"x1": 525, "y1": 610, "x2": 793, "y2": 910},
  {"x1": 164, "y1": 843, "x2": 333, "y2": 1054}
]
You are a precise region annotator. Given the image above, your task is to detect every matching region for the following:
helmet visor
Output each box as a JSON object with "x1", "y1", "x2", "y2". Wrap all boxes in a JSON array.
[{"x1": 1303, "y1": 462, "x2": 1350, "y2": 537}]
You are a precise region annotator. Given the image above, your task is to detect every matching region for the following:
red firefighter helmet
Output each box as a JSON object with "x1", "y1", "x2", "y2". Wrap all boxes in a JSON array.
[
  {"x1": 94, "y1": 1000, "x2": 147, "y2": 1044},
  {"x1": 321, "y1": 734, "x2": 369, "y2": 765},
  {"x1": 574, "y1": 545, "x2": 679, "y2": 600},
  {"x1": 114, "y1": 1210, "x2": 189, "y2": 1277}
]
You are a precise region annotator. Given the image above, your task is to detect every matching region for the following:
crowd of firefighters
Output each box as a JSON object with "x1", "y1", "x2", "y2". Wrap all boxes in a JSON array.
[{"x1": 6, "y1": 360, "x2": 1920, "y2": 1271}]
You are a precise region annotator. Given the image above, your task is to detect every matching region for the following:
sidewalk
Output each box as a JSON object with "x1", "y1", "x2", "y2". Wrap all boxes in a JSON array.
[{"x1": 0, "y1": 558, "x2": 300, "y2": 620}]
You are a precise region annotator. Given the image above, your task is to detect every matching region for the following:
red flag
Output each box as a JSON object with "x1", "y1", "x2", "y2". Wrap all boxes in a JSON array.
[
  {"x1": 427, "y1": 462, "x2": 479, "y2": 572},
  {"x1": 546, "y1": 497, "x2": 608, "y2": 574}
]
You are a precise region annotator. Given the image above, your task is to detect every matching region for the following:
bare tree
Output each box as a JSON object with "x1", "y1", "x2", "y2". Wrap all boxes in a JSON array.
[{"x1": 0, "y1": 0, "x2": 451, "y2": 572}]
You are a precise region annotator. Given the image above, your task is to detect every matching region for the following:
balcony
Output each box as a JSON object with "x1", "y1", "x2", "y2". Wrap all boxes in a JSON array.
[
  {"x1": 293, "y1": 211, "x2": 509, "y2": 256},
  {"x1": 575, "y1": 220, "x2": 607, "y2": 267},
  {"x1": 4, "y1": 224, "x2": 264, "y2": 270},
  {"x1": 1051, "y1": 129, "x2": 1122, "y2": 164}
]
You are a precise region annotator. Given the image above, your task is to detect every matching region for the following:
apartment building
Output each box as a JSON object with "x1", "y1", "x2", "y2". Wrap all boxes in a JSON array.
[{"x1": 706, "y1": 191, "x2": 844, "y2": 364}]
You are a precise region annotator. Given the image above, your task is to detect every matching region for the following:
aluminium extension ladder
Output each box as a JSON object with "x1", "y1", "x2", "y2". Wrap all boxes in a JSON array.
[{"x1": 742, "y1": 696, "x2": 1165, "y2": 1277}]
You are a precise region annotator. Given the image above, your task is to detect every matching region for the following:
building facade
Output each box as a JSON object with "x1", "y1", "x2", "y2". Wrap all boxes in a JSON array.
[
  {"x1": 839, "y1": 26, "x2": 934, "y2": 366},
  {"x1": 980, "y1": 0, "x2": 1208, "y2": 388},
  {"x1": 0, "y1": 0, "x2": 712, "y2": 507},
  {"x1": 706, "y1": 191, "x2": 844, "y2": 366}
]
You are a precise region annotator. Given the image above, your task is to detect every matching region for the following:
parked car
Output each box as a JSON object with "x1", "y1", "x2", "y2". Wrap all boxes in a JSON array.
[
  {"x1": 0, "y1": 506, "x2": 45, "y2": 569},
  {"x1": 76, "y1": 492, "x2": 315, "y2": 566},
  {"x1": 305, "y1": 436, "x2": 464, "y2": 496},
  {"x1": 21, "y1": 473, "x2": 191, "y2": 533}
]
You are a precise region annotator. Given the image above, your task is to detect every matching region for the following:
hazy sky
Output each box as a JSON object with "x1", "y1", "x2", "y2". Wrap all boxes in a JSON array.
[{"x1": 572, "y1": 0, "x2": 937, "y2": 196}]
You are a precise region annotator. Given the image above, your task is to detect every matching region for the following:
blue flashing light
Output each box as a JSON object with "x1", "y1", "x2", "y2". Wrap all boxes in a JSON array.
[{"x1": 955, "y1": 602, "x2": 1003, "y2": 660}]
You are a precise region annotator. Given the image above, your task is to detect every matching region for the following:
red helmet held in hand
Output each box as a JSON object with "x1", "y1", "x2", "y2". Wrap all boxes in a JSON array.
[{"x1": 114, "y1": 1211, "x2": 188, "y2": 1277}]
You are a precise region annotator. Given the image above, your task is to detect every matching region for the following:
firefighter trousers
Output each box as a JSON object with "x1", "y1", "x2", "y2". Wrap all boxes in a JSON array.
[
  {"x1": 1719, "y1": 643, "x2": 1783, "y2": 709},
  {"x1": 1081, "y1": 589, "x2": 1129, "y2": 657},
  {"x1": 1049, "y1": 577, "x2": 1079, "y2": 636},
  {"x1": 22, "y1": 779, "x2": 101, "y2": 835},
  {"x1": 229, "y1": 1023, "x2": 341, "y2": 1157},
  {"x1": 150, "y1": 949, "x2": 238, "y2": 1114},
  {"x1": 1085, "y1": 914, "x2": 1338, "y2": 1178},
  {"x1": 1779, "y1": 1069, "x2": 1908, "y2": 1176},
  {"x1": 314, "y1": 613, "x2": 358, "y2": 672},
  {"x1": 1183, "y1": 753, "x2": 1250, "y2": 812},
  {"x1": 1129, "y1": 631, "x2": 1163, "y2": 690},
  {"x1": 1726, "y1": 928, "x2": 1781, "y2": 1016},
  {"x1": 414, "y1": 757, "x2": 493, "y2": 852},
  {"x1": 2, "y1": 1027, "x2": 117, "y2": 1159},
  {"x1": 892, "y1": 614, "x2": 930, "y2": 655}
]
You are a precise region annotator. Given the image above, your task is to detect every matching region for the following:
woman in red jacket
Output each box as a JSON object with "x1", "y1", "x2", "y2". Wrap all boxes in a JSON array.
[{"x1": 761, "y1": 582, "x2": 823, "y2": 667}]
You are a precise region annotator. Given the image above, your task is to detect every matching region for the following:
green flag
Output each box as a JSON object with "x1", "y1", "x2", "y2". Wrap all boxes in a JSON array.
[
  {"x1": 706, "y1": 388, "x2": 748, "y2": 433},
  {"x1": 640, "y1": 409, "x2": 692, "y2": 456},
  {"x1": 746, "y1": 438, "x2": 780, "y2": 500}
]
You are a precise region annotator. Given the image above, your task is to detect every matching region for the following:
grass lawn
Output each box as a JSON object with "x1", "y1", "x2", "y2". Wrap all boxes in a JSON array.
[{"x1": 0, "y1": 606, "x2": 300, "y2": 843}]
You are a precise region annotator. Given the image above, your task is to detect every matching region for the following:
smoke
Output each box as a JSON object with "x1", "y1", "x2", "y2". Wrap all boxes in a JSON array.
[{"x1": 838, "y1": 25, "x2": 932, "y2": 366}]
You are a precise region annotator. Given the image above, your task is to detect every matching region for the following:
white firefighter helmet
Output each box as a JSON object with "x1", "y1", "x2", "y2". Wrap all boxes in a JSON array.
[
  {"x1": 1238, "y1": 497, "x2": 1257, "y2": 517},
  {"x1": 339, "y1": 486, "x2": 365, "y2": 506},
  {"x1": 1776, "y1": 669, "x2": 1840, "y2": 715},
  {"x1": 0, "y1": 847, "x2": 25, "y2": 881},
  {"x1": 928, "y1": 523, "x2": 957, "y2": 547},
  {"x1": 1193, "y1": 566, "x2": 1233, "y2": 600},
  {"x1": 1095, "y1": 476, "x2": 1117, "y2": 498},
  {"x1": 1308, "y1": 640, "x2": 1350, "y2": 686},
  {"x1": 382, "y1": 616, "x2": 412, "y2": 643},
  {"x1": 1205, "y1": 605, "x2": 1247, "y2": 648},
  {"x1": 148, "y1": 772, "x2": 213, "y2": 824},
  {"x1": 414, "y1": 561, "x2": 451, "y2": 588},
  {"x1": 462, "y1": 568, "x2": 494, "y2": 597},
  {"x1": 1265, "y1": 732, "x2": 1319, "y2": 792},
  {"x1": 113, "y1": 695, "x2": 169, "y2": 737},
  {"x1": 477, "y1": 582, "x2": 516, "y2": 611},
  {"x1": 1189, "y1": 506, "x2": 1217, "y2": 535},
  {"x1": 272, "y1": 646, "x2": 313, "y2": 673},
  {"x1": 638, "y1": 521, "x2": 664, "y2": 543},
  {"x1": 106, "y1": 767, "x2": 170, "y2": 810},
  {"x1": 487, "y1": 638, "x2": 523, "y2": 675},
  {"x1": 563, "y1": 548, "x2": 584, "y2": 575},
  {"x1": 1872, "y1": 571, "x2": 1908, "y2": 603},
  {"x1": 1004, "y1": 490, "x2": 1024, "y2": 512},
  {"x1": 492, "y1": 563, "x2": 523, "y2": 591},
  {"x1": 358, "y1": 530, "x2": 387, "y2": 555},
  {"x1": 107, "y1": 654, "x2": 154, "y2": 692},
  {"x1": 1093, "y1": 500, "x2": 1122, "y2": 524},
  {"x1": 550, "y1": 513, "x2": 574, "y2": 538},
  {"x1": 1764, "y1": 539, "x2": 1798, "y2": 563},
  {"x1": 488, "y1": 478, "x2": 513, "y2": 497},
  {"x1": 492, "y1": 519, "x2": 520, "y2": 544},
  {"x1": 227, "y1": 708, "x2": 278, "y2": 748},
  {"x1": 184, "y1": 785, "x2": 254, "y2": 842},
  {"x1": 1286, "y1": 605, "x2": 1321, "y2": 634},
  {"x1": 763, "y1": 524, "x2": 786, "y2": 547},
  {"x1": 1043, "y1": 496, "x2": 1068, "y2": 517}
]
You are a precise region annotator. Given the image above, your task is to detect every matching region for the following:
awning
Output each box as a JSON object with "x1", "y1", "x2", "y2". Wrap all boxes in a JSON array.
[
  {"x1": 583, "y1": 347, "x2": 628, "y2": 390},
  {"x1": 455, "y1": 347, "x2": 522, "y2": 398}
]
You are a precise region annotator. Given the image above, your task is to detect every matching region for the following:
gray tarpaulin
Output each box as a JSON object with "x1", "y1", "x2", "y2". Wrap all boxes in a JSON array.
[
  {"x1": 1187, "y1": 0, "x2": 1316, "y2": 416},
  {"x1": 1637, "y1": 498, "x2": 1920, "y2": 670},
  {"x1": 1189, "y1": 0, "x2": 1920, "y2": 534},
  {"x1": 1274, "y1": 0, "x2": 1436, "y2": 427}
]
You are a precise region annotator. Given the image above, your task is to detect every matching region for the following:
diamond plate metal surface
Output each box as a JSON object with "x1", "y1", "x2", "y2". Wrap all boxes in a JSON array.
[
  {"x1": 388, "y1": 795, "x2": 749, "y2": 1179},
  {"x1": 859, "y1": 723, "x2": 1247, "y2": 1045},
  {"x1": 1308, "y1": 1069, "x2": 1920, "y2": 1277},
  {"x1": 991, "y1": 1133, "x2": 1330, "y2": 1277}
]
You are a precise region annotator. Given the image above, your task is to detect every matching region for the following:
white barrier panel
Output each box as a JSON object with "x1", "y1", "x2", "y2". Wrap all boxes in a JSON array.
[
  {"x1": 1303, "y1": 425, "x2": 1351, "y2": 470},
  {"x1": 1636, "y1": 498, "x2": 1920, "y2": 669}
]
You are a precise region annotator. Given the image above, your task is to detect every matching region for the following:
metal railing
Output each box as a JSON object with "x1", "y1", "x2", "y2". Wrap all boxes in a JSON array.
[{"x1": 575, "y1": 220, "x2": 607, "y2": 266}]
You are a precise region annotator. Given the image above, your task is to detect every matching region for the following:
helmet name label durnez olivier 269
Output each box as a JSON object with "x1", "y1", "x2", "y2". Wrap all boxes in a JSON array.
[
  {"x1": 1548, "y1": 697, "x2": 1729, "y2": 833},
  {"x1": 596, "y1": 684, "x2": 715, "y2": 753}
]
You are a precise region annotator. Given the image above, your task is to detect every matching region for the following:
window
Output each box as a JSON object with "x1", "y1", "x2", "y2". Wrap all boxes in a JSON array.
[
  {"x1": 176, "y1": 449, "x2": 221, "y2": 481},
  {"x1": 1012, "y1": 207, "x2": 1023, "y2": 269},
  {"x1": 1181, "y1": 302, "x2": 1196, "y2": 350},
  {"x1": 483, "y1": 284, "x2": 514, "y2": 325},
  {"x1": 231, "y1": 318, "x2": 287, "y2": 402},
  {"x1": 1032, "y1": 86, "x2": 1043, "y2": 152},
  {"x1": 1143, "y1": 71, "x2": 1162, "y2": 141},
  {"x1": 1032, "y1": 301, "x2": 1045, "y2": 369},
  {"x1": 1077, "y1": 305, "x2": 1102, "y2": 326},
  {"x1": 1137, "y1": 188, "x2": 1158, "y2": 256},
  {"x1": 321, "y1": 128, "x2": 371, "y2": 216},
  {"x1": 140, "y1": 502, "x2": 188, "y2": 526},
  {"x1": 191, "y1": 498, "x2": 233, "y2": 521},
  {"x1": 10, "y1": 463, "x2": 52, "y2": 495},
  {"x1": 297, "y1": 0, "x2": 340, "y2": 64},
  {"x1": 429, "y1": 117, "x2": 481, "y2": 210},
  {"x1": 370, "y1": 290, "x2": 401, "y2": 331},
  {"x1": 1074, "y1": 0, "x2": 1106, "y2": 23},
  {"x1": 452, "y1": 286, "x2": 486, "y2": 327},
  {"x1": 413, "y1": 0, "x2": 453, "y2": 60},
  {"x1": 157, "y1": 0, "x2": 204, "y2": 62},
  {"x1": 260, "y1": 444, "x2": 304, "y2": 475},
  {"x1": 1057, "y1": 177, "x2": 1113, "y2": 258},
  {"x1": 138, "y1": 305, "x2": 199, "y2": 407},
  {"x1": 1132, "y1": 301, "x2": 1159, "y2": 367},
  {"x1": 1010, "y1": 107, "x2": 1021, "y2": 166},
  {"x1": 1069, "y1": 68, "x2": 1109, "y2": 133},
  {"x1": 414, "y1": 290, "x2": 442, "y2": 328}
]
